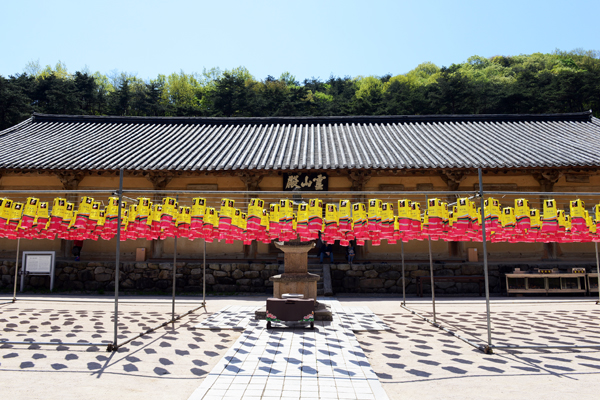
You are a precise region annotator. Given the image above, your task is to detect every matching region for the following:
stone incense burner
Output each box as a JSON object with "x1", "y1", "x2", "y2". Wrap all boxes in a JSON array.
[
  {"x1": 256, "y1": 238, "x2": 332, "y2": 321},
  {"x1": 269, "y1": 239, "x2": 320, "y2": 303}
]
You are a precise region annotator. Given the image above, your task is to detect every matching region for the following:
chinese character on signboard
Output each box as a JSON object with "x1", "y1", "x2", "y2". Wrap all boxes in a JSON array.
[{"x1": 283, "y1": 173, "x2": 328, "y2": 191}]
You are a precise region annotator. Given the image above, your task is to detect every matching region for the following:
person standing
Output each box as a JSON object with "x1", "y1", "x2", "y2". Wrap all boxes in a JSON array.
[
  {"x1": 347, "y1": 245, "x2": 355, "y2": 264},
  {"x1": 319, "y1": 243, "x2": 333, "y2": 264},
  {"x1": 72, "y1": 240, "x2": 83, "y2": 261}
]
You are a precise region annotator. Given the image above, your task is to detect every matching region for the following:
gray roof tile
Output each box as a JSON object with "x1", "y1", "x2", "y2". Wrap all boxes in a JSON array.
[{"x1": 1, "y1": 112, "x2": 599, "y2": 172}]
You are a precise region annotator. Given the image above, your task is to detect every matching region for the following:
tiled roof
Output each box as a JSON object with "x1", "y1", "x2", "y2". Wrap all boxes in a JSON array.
[{"x1": 0, "y1": 112, "x2": 599, "y2": 172}]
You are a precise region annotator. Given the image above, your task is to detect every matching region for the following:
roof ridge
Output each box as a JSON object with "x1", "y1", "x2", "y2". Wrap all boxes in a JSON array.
[
  {"x1": 31, "y1": 111, "x2": 593, "y2": 125},
  {"x1": 0, "y1": 117, "x2": 33, "y2": 137}
]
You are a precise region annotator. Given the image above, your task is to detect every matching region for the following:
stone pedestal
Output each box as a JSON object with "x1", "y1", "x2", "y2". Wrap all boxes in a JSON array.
[
  {"x1": 256, "y1": 238, "x2": 332, "y2": 321},
  {"x1": 269, "y1": 240, "x2": 319, "y2": 302}
]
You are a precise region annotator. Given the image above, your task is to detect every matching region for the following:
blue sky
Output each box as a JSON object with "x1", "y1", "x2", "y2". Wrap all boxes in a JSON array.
[{"x1": 1, "y1": 0, "x2": 598, "y2": 82}]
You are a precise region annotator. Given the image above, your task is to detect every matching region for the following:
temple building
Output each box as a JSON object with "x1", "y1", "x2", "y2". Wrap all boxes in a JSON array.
[{"x1": 1, "y1": 111, "x2": 600, "y2": 271}]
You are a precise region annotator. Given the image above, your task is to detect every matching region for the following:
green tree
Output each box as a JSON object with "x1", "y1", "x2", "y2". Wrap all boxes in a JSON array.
[
  {"x1": 382, "y1": 75, "x2": 426, "y2": 115},
  {"x1": 323, "y1": 76, "x2": 356, "y2": 115},
  {"x1": 112, "y1": 77, "x2": 132, "y2": 116},
  {"x1": 73, "y1": 72, "x2": 101, "y2": 114},
  {"x1": 161, "y1": 71, "x2": 202, "y2": 115},
  {"x1": 429, "y1": 68, "x2": 473, "y2": 114},
  {"x1": 279, "y1": 71, "x2": 299, "y2": 87},
  {"x1": 207, "y1": 72, "x2": 257, "y2": 117},
  {"x1": 0, "y1": 74, "x2": 34, "y2": 130},
  {"x1": 31, "y1": 73, "x2": 83, "y2": 114},
  {"x1": 352, "y1": 76, "x2": 384, "y2": 114},
  {"x1": 3, "y1": 50, "x2": 598, "y2": 124}
]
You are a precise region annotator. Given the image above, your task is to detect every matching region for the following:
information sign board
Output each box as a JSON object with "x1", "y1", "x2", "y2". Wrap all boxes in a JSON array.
[
  {"x1": 20, "y1": 251, "x2": 56, "y2": 292},
  {"x1": 24, "y1": 254, "x2": 53, "y2": 274}
]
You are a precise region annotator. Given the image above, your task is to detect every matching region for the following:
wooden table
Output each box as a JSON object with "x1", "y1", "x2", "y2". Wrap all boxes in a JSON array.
[
  {"x1": 588, "y1": 273, "x2": 599, "y2": 294},
  {"x1": 505, "y1": 273, "x2": 587, "y2": 296},
  {"x1": 417, "y1": 275, "x2": 485, "y2": 297}
]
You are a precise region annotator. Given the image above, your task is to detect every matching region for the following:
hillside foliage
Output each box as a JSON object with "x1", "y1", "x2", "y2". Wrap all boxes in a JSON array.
[{"x1": 1, "y1": 50, "x2": 599, "y2": 130}]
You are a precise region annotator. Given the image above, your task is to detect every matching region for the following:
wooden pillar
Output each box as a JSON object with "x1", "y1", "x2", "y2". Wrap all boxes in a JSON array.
[
  {"x1": 238, "y1": 172, "x2": 265, "y2": 259},
  {"x1": 533, "y1": 170, "x2": 563, "y2": 260},
  {"x1": 441, "y1": 170, "x2": 467, "y2": 259},
  {"x1": 145, "y1": 172, "x2": 174, "y2": 259},
  {"x1": 348, "y1": 171, "x2": 372, "y2": 260},
  {"x1": 348, "y1": 171, "x2": 372, "y2": 201},
  {"x1": 56, "y1": 171, "x2": 86, "y2": 258}
]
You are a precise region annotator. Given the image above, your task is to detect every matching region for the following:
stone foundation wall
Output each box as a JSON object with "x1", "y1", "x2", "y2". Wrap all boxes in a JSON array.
[
  {"x1": 329, "y1": 262, "x2": 599, "y2": 295},
  {"x1": 0, "y1": 261, "x2": 281, "y2": 293},
  {"x1": 1, "y1": 260, "x2": 597, "y2": 295}
]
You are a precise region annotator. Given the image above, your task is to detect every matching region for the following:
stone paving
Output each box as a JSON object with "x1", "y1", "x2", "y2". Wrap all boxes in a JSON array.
[
  {"x1": 2, "y1": 296, "x2": 600, "y2": 400},
  {"x1": 354, "y1": 298, "x2": 600, "y2": 400},
  {"x1": 0, "y1": 296, "x2": 243, "y2": 400},
  {"x1": 189, "y1": 299, "x2": 390, "y2": 400},
  {"x1": 194, "y1": 305, "x2": 258, "y2": 331}
]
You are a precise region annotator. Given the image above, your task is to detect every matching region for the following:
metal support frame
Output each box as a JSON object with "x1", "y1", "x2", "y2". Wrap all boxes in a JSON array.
[
  {"x1": 112, "y1": 189, "x2": 488, "y2": 196},
  {"x1": 172, "y1": 236, "x2": 177, "y2": 326},
  {"x1": 0, "y1": 178, "x2": 123, "y2": 349},
  {"x1": 491, "y1": 343, "x2": 600, "y2": 350},
  {"x1": 0, "y1": 239, "x2": 20, "y2": 306},
  {"x1": 109, "y1": 304, "x2": 206, "y2": 351},
  {"x1": 2, "y1": 189, "x2": 600, "y2": 197},
  {"x1": 401, "y1": 174, "x2": 600, "y2": 354},
  {"x1": 2, "y1": 186, "x2": 600, "y2": 353},
  {"x1": 203, "y1": 239, "x2": 207, "y2": 308},
  {"x1": 0, "y1": 181, "x2": 215, "y2": 352},
  {"x1": 478, "y1": 168, "x2": 492, "y2": 346},
  {"x1": 109, "y1": 168, "x2": 124, "y2": 352},
  {"x1": 401, "y1": 241, "x2": 406, "y2": 305},
  {"x1": 109, "y1": 234, "x2": 207, "y2": 351},
  {"x1": 596, "y1": 242, "x2": 600, "y2": 305},
  {"x1": 425, "y1": 195, "x2": 436, "y2": 323},
  {"x1": 172, "y1": 196, "x2": 179, "y2": 326},
  {"x1": 0, "y1": 340, "x2": 110, "y2": 347},
  {"x1": 427, "y1": 237, "x2": 436, "y2": 323},
  {"x1": 401, "y1": 304, "x2": 492, "y2": 353},
  {"x1": 12, "y1": 239, "x2": 20, "y2": 303},
  {"x1": 107, "y1": 183, "x2": 207, "y2": 352}
]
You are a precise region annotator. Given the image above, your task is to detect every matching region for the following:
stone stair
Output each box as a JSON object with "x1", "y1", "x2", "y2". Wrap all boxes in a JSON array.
[{"x1": 308, "y1": 264, "x2": 324, "y2": 295}]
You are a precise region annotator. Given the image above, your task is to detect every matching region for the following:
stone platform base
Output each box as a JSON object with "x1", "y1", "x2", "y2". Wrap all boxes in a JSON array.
[{"x1": 255, "y1": 301, "x2": 333, "y2": 321}]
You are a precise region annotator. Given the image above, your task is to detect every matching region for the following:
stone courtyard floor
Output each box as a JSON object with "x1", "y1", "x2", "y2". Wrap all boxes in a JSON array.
[{"x1": 1, "y1": 294, "x2": 599, "y2": 399}]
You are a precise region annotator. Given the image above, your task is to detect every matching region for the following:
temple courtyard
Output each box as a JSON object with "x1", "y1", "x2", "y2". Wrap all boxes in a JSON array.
[{"x1": 1, "y1": 294, "x2": 599, "y2": 399}]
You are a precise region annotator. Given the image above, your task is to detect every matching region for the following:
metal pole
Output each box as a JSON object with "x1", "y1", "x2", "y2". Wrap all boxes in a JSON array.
[
  {"x1": 12, "y1": 238, "x2": 20, "y2": 301},
  {"x1": 596, "y1": 242, "x2": 600, "y2": 305},
  {"x1": 3, "y1": 189, "x2": 600, "y2": 197},
  {"x1": 112, "y1": 168, "x2": 124, "y2": 350},
  {"x1": 112, "y1": 303, "x2": 206, "y2": 350},
  {"x1": 88, "y1": 189, "x2": 600, "y2": 197},
  {"x1": 426, "y1": 195, "x2": 436, "y2": 323},
  {"x1": 401, "y1": 240, "x2": 406, "y2": 305},
  {"x1": 203, "y1": 239, "x2": 206, "y2": 307},
  {"x1": 0, "y1": 340, "x2": 110, "y2": 347},
  {"x1": 478, "y1": 167, "x2": 492, "y2": 346},
  {"x1": 402, "y1": 304, "x2": 492, "y2": 354},
  {"x1": 172, "y1": 195, "x2": 179, "y2": 326},
  {"x1": 492, "y1": 344, "x2": 600, "y2": 350},
  {"x1": 172, "y1": 236, "x2": 177, "y2": 325},
  {"x1": 107, "y1": 189, "x2": 497, "y2": 196},
  {"x1": 428, "y1": 235, "x2": 436, "y2": 322}
]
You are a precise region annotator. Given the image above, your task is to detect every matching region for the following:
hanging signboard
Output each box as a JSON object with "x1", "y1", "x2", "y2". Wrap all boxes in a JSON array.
[{"x1": 283, "y1": 173, "x2": 328, "y2": 192}]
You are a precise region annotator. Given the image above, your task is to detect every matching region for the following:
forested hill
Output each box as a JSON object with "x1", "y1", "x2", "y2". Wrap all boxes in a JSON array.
[{"x1": 1, "y1": 50, "x2": 599, "y2": 131}]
